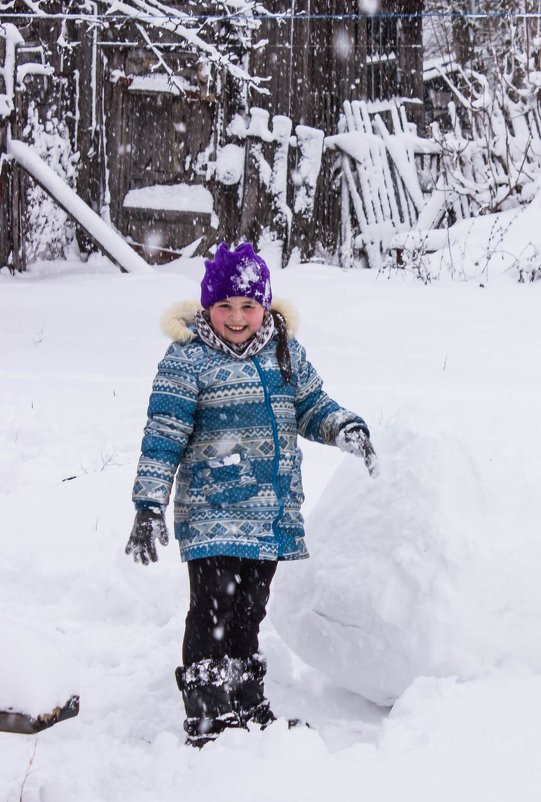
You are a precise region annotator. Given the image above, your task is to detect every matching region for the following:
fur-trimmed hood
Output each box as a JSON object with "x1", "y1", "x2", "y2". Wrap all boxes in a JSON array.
[{"x1": 161, "y1": 299, "x2": 299, "y2": 344}]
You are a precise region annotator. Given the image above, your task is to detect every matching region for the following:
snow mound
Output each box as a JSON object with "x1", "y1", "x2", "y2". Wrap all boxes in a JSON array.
[{"x1": 272, "y1": 410, "x2": 541, "y2": 705}]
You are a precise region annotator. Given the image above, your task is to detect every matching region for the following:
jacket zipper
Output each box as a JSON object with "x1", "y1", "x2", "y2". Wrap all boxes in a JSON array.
[{"x1": 252, "y1": 356, "x2": 284, "y2": 531}]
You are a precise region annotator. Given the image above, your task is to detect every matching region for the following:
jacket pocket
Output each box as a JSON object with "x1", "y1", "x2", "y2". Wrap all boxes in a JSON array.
[{"x1": 191, "y1": 446, "x2": 258, "y2": 508}]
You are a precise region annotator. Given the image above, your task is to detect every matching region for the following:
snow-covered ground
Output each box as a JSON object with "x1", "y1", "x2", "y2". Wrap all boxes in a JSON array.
[{"x1": 1, "y1": 241, "x2": 541, "y2": 802}]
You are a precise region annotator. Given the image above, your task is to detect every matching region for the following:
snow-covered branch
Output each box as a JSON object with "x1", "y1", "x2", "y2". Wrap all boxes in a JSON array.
[
  {"x1": 0, "y1": 0, "x2": 46, "y2": 11},
  {"x1": 106, "y1": 0, "x2": 264, "y2": 87},
  {"x1": 2, "y1": 0, "x2": 270, "y2": 92}
]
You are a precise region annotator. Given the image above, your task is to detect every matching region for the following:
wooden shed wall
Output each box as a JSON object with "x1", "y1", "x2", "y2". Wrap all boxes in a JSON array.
[
  {"x1": 1, "y1": 2, "x2": 425, "y2": 270},
  {"x1": 249, "y1": 0, "x2": 424, "y2": 128},
  {"x1": 250, "y1": 0, "x2": 367, "y2": 130}
]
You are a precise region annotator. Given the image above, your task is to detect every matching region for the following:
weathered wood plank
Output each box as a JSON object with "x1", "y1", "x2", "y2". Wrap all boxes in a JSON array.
[
  {"x1": 249, "y1": 0, "x2": 294, "y2": 119},
  {"x1": 75, "y1": 22, "x2": 101, "y2": 256},
  {"x1": 105, "y1": 52, "x2": 131, "y2": 234},
  {"x1": 0, "y1": 119, "x2": 10, "y2": 269},
  {"x1": 395, "y1": 0, "x2": 425, "y2": 129},
  {"x1": 239, "y1": 108, "x2": 273, "y2": 244},
  {"x1": 11, "y1": 84, "x2": 25, "y2": 271},
  {"x1": 124, "y1": 207, "x2": 213, "y2": 263},
  {"x1": 0, "y1": 695, "x2": 79, "y2": 735}
]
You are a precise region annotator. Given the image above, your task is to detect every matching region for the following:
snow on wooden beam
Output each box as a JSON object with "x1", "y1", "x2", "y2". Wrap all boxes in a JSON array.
[
  {"x1": 1, "y1": 621, "x2": 80, "y2": 735},
  {"x1": 0, "y1": 696, "x2": 80, "y2": 735},
  {"x1": 7, "y1": 138, "x2": 154, "y2": 275}
]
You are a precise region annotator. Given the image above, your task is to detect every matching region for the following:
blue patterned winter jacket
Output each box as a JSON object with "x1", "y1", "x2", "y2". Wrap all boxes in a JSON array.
[{"x1": 132, "y1": 300, "x2": 369, "y2": 562}]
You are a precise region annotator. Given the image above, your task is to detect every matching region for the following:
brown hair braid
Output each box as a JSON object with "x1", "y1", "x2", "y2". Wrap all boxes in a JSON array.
[{"x1": 271, "y1": 309, "x2": 292, "y2": 384}]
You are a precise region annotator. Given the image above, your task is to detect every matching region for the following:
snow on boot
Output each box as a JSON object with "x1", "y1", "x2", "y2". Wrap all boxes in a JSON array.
[
  {"x1": 175, "y1": 657, "x2": 242, "y2": 748},
  {"x1": 230, "y1": 653, "x2": 272, "y2": 727}
]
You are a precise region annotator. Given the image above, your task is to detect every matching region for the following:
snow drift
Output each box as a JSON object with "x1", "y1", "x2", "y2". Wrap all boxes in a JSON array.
[{"x1": 272, "y1": 409, "x2": 541, "y2": 706}]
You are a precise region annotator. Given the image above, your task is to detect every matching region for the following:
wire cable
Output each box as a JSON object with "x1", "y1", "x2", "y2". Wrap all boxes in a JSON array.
[{"x1": 1, "y1": 11, "x2": 541, "y2": 22}]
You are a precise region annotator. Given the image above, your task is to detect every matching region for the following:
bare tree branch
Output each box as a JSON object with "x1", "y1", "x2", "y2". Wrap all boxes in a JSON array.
[{"x1": 1, "y1": 0, "x2": 270, "y2": 92}]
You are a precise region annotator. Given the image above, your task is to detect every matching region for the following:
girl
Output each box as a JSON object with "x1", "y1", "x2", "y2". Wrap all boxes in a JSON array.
[{"x1": 126, "y1": 242, "x2": 378, "y2": 747}]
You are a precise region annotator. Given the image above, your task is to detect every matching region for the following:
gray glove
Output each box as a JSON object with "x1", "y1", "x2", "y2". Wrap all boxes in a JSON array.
[
  {"x1": 336, "y1": 424, "x2": 379, "y2": 478},
  {"x1": 125, "y1": 507, "x2": 169, "y2": 565}
]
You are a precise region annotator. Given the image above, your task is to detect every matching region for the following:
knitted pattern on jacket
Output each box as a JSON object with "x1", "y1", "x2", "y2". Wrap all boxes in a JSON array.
[{"x1": 132, "y1": 300, "x2": 369, "y2": 562}]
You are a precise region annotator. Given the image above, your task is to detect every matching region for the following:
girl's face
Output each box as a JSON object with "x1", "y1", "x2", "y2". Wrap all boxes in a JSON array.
[{"x1": 209, "y1": 297, "x2": 266, "y2": 344}]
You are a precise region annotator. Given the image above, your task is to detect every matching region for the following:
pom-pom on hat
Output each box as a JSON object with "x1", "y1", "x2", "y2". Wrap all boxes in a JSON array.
[{"x1": 201, "y1": 242, "x2": 272, "y2": 309}]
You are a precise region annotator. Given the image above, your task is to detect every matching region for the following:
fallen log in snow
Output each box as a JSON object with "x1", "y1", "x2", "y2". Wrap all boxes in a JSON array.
[{"x1": 7, "y1": 138, "x2": 153, "y2": 275}]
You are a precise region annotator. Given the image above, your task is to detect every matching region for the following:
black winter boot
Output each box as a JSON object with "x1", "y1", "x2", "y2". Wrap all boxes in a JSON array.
[
  {"x1": 175, "y1": 657, "x2": 242, "y2": 747},
  {"x1": 232, "y1": 653, "x2": 308, "y2": 730},
  {"x1": 231, "y1": 653, "x2": 277, "y2": 728}
]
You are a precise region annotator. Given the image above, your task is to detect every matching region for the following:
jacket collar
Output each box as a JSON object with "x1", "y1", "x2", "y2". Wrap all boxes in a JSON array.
[{"x1": 161, "y1": 299, "x2": 298, "y2": 343}]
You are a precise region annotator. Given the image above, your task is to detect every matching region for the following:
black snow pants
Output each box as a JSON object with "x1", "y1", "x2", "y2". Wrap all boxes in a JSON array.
[
  {"x1": 182, "y1": 557, "x2": 277, "y2": 666},
  {"x1": 182, "y1": 556, "x2": 277, "y2": 666}
]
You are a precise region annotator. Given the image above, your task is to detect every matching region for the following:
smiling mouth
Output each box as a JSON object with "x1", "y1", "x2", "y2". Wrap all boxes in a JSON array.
[{"x1": 226, "y1": 325, "x2": 247, "y2": 332}]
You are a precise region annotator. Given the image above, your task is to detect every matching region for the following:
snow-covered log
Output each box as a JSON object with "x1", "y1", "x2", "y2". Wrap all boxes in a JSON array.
[{"x1": 7, "y1": 138, "x2": 153, "y2": 274}]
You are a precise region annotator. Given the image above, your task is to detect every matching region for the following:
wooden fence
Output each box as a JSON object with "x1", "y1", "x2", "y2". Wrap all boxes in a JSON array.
[
  {"x1": 330, "y1": 88, "x2": 541, "y2": 270},
  {"x1": 221, "y1": 108, "x2": 326, "y2": 267},
  {"x1": 4, "y1": 22, "x2": 541, "y2": 274}
]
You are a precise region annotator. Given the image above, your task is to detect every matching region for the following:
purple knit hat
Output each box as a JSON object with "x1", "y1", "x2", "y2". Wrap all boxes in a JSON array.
[{"x1": 200, "y1": 242, "x2": 272, "y2": 309}]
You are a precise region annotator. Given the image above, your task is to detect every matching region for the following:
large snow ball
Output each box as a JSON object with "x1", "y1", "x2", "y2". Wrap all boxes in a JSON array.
[{"x1": 271, "y1": 411, "x2": 541, "y2": 706}]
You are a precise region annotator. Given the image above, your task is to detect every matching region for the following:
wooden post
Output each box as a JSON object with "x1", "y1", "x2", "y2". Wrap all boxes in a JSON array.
[
  {"x1": 395, "y1": 0, "x2": 425, "y2": 131},
  {"x1": 288, "y1": 0, "x2": 311, "y2": 126},
  {"x1": 290, "y1": 124, "x2": 325, "y2": 261},
  {"x1": 103, "y1": 49, "x2": 131, "y2": 235},
  {"x1": 213, "y1": 181, "x2": 241, "y2": 247},
  {"x1": 7, "y1": 34, "x2": 26, "y2": 272},
  {"x1": 239, "y1": 108, "x2": 273, "y2": 244},
  {"x1": 248, "y1": 0, "x2": 295, "y2": 119},
  {"x1": 269, "y1": 114, "x2": 292, "y2": 265},
  {"x1": 0, "y1": 32, "x2": 9, "y2": 269},
  {"x1": 11, "y1": 90, "x2": 26, "y2": 272},
  {"x1": 74, "y1": 21, "x2": 102, "y2": 255},
  {"x1": 0, "y1": 117, "x2": 10, "y2": 270}
]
